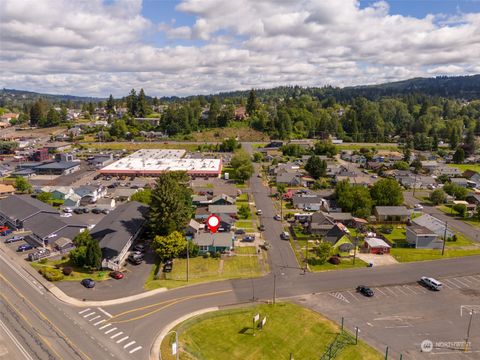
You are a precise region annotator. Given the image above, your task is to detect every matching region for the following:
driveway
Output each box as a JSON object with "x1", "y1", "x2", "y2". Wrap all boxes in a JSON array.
[{"x1": 357, "y1": 253, "x2": 398, "y2": 266}]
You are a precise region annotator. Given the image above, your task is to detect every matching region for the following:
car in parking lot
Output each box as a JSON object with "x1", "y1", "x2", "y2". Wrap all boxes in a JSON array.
[
  {"x1": 133, "y1": 244, "x2": 147, "y2": 253},
  {"x1": 60, "y1": 213, "x2": 72, "y2": 218},
  {"x1": 101, "y1": 209, "x2": 109, "y2": 214},
  {"x1": 17, "y1": 244, "x2": 34, "y2": 252},
  {"x1": 63, "y1": 207, "x2": 73, "y2": 213},
  {"x1": 92, "y1": 208, "x2": 102, "y2": 214},
  {"x1": 1, "y1": 229, "x2": 13, "y2": 236},
  {"x1": 83, "y1": 208, "x2": 90, "y2": 213},
  {"x1": 256, "y1": 209, "x2": 262, "y2": 215},
  {"x1": 74, "y1": 208, "x2": 83, "y2": 214},
  {"x1": 5, "y1": 235, "x2": 24, "y2": 243},
  {"x1": 234, "y1": 229, "x2": 246, "y2": 235},
  {"x1": 128, "y1": 253, "x2": 143, "y2": 265},
  {"x1": 356, "y1": 285, "x2": 374, "y2": 297},
  {"x1": 414, "y1": 204, "x2": 424, "y2": 210},
  {"x1": 242, "y1": 235, "x2": 255, "y2": 242},
  {"x1": 420, "y1": 276, "x2": 443, "y2": 291},
  {"x1": 109, "y1": 271, "x2": 124, "y2": 280},
  {"x1": 274, "y1": 214, "x2": 281, "y2": 221},
  {"x1": 280, "y1": 231, "x2": 290, "y2": 240},
  {"x1": 81, "y1": 278, "x2": 95, "y2": 288},
  {"x1": 0, "y1": 225, "x2": 9, "y2": 232},
  {"x1": 259, "y1": 224, "x2": 265, "y2": 231}
]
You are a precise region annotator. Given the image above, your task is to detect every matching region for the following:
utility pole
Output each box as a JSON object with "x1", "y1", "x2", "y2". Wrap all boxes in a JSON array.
[
  {"x1": 272, "y1": 273, "x2": 276, "y2": 304},
  {"x1": 305, "y1": 240, "x2": 308, "y2": 272},
  {"x1": 353, "y1": 235, "x2": 358, "y2": 265},
  {"x1": 464, "y1": 310, "x2": 474, "y2": 352},
  {"x1": 413, "y1": 171, "x2": 418, "y2": 197},
  {"x1": 186, "y1": 238, "x2": 189, "y2": 282},
  {"x1": 441, "y1": 220, "x2": 448, "y2": 256}
]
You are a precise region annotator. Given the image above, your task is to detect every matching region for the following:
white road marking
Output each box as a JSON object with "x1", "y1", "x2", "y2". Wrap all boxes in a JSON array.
[
  {"x1": 393, "y1": 286, "x2": 409, "y2": 296},
  {"x1": 385, "y1": 287, "x2": 398, "y2": 297},
  {"x1": 0, "y1": 252, "x2": 44, "y2": 295},
  {"x1": 329, "y1": 292, "x2": 350, "y2": 303},
  {"x1": 444, "y1": 279, "x2": 462, "y2": 288},
  {"x1": 0, "y1": 318, "x2": 34, "y2": 360},
  {"x1": 129, "y1": 346, "x2": 142, "y2": 354},
  {"x1": 124, "y1": 341, "x2": 136, "y2": 349},
  {"x1": 104, "y1": 327, "x2": 118, "y2": 335},
  {"x1": 99, "y1": 323, "x2": 111, "y2": 330},
  {"x1": 467, "y1": 275, "x2": 480, "y2": 283},
  {"x1": 89, "y1": 316, "x2": 101, "y2": 322},
  {"x1": 374, "y1": 288, "x2": 387, "y2": 296},
  {"x1": 94, "y1": 319, "x2": 106, "y2": 326},
  {"x1": 441, "y1": 282, "x2": 453, "y2": 289},
  {"x1": 97, "y1": 307, "x2": 113, "y2": 318},
  {"x1": 83, "y1": 312, "x2": 96, "y2": 318},
  {"x1": 346, "y1": 290, "x2": 361, "y2": 301},
  {"x1": 79, "y1": 308, "x2": 91, "y2": 314},
  {"x1": 454, "y1": 278, "x2": 471, "y2": 287},
  {"x1": 116, "y1": 336, "x2": 129, "y2": 344},
  {"x1": 403, "y1": 285, "x2": 418, "y2": 295},
  {"x1": 110, "y1": 332, "x2": 123, "y2": 339}
]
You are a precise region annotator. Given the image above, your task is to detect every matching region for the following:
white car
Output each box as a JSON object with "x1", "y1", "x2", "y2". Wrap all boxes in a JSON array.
[
  {"x1": 63, "y1": 207, "x2": 73, "y2": 213},
  {"x1": 414, "y1": 204, "x2": 424, "y2": 210},
  {"x1": 61, "y1": 213, "x2": 72, "y2": 218},
  {"x1": 274, "y1": 214, "x2": 281, "y2": 221}
]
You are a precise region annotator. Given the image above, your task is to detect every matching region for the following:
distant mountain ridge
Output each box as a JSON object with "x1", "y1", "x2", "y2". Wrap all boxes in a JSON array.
[{"x1": 2, "y1": 74, "x2": 479, "y2": 105}]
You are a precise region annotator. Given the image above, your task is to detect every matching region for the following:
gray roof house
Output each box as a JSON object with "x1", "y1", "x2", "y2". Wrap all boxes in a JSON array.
[
  {"x1": 374, "y1": 206, "x2": 410, "y2": 222},
  {"x1": 208, "y1": 205, "x2": 237, "y2": 216},
  {"x1": 450, "y1": 178, "x2": 469, "y2": 187},
  {"x1": 406, "y1": 225, "x2": 443, "y2": 249},
  {"x1": 193, "y1": 232, "x2": 234, "y2": 254},
  {"x1": 90, "y1": 201, "x2": 148, "y2": 269},
  {"x1": 292, "y1": 194, "x2": 326, "y2": 211},
  {"x1": 276, "y1": 172, "x2": 302, "y2": 186},
  {"x1": 412, "y1": 214, "x2": 454, "y2": 239},
  {"x1": 434, "y1": 165, "x2": 462, "y2": 177},
  {"x1": 308, "y1": 211, "x2": 335, "y2": 235},
  {"x1": 185, "y1": 219, "x2": 204, "y2": 237}
]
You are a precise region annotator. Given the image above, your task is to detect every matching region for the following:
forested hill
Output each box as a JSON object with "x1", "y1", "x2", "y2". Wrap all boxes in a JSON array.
[{"x1": 204, "y1": 75, "x2": 480, "y2": 102}]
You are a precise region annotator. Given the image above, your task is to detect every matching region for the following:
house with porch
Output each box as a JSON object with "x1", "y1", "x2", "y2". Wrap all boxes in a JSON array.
[
  {"x1": 193, "y1": 232, "x2": 234, "y2": 254},
  {"x1": 374, "y1": 206, "x2": 410, "y2": 222}
]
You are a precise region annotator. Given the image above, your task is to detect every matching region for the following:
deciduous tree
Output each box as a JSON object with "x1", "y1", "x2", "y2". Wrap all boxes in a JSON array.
[{"x1": 152, "y1": 231, "x2": 186, "y2": 261}]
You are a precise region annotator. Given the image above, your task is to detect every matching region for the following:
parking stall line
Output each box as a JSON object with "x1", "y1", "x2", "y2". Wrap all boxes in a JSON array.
[
  {"x1": 89, "y1": 316, "x2": 101, "y2": 322},
  {"x1": 393, "y1": 286, "x2": 409, "y2": 296},
  {"x1": 94, "y1": 319, "x2": 106, "y2": 326},
  {"x1": 129, "y1": 346, "x2": 142, "y2": 354},
  {"x1": 104, "y1": 327, "x2": 118, "y2": 335},
  {"x1": 444, "y1": 279, "x2": 463, "y2": 289},
  {"x1": 374, "y1": 288, "x2": 387, "y2": 296},
  {"x1": 385, "y1": 287, "x2": 398, "y2": 297},
  {"x1": 346, "y1": 291, "x2": 361, "y2": 301},
  {"x1": 116, "y1": 336, "x2": 129, "y2": 344},
  {"x1": 83, "y1": 312, "x2": 96, "y2": 318},
  {"x1": 99, "y1": 323, "x2": 112, "y2": 330},
  {"x1": 110, "y1": 332, "x2": 123, "y2": 339},
  {"x1": 472, "y1": 275, "x2": 480, "y2": 282},
  {"x1": 402, "y1": 285, "x2": 418, "y2": 295},
  {"x1": 467, "y1": 275, "x2": 480, "y2": 283},
  {"x1": 78, "y1": 308, "x2": 91, "y2": 314},
  {"x1": 123, "y1": 341, "x2": 136, "y2": 349},
  {"x1": 455, "y1": 277, "x2": 473, "y2": 287},
  {"x1": 413, "y1": 285, "x2": 428, "y2": 294}
]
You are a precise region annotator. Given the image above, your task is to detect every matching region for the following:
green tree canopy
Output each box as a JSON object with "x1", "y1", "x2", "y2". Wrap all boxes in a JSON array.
[
  {"x1": 315, "y1": 242, "x2": 332, "y2": 265},
  {"x1": 305, "y1": 155, "x2": 327, "y2": 179},
  {"x1": 370, "y1": 178, "x2": 404, "y2": 206},
  {"x1": 152, "y1": 231, "x2": 186, "y2": 261},
  {"x1": 335, "y1": 180, "x2": 373, "y2": 218},
  {"x1": 130, "y1": 189, "x2": 152, "y2": 205},
  {"x1": 14, "y1": 177, "x2": 32, "y2": 193},
  {"x1": 231, "y1": 150, "x2": 254, "y2": 183},
  {"x1": 453, "y1": 147, "x2": 465, "y2": 164},
  {"x1": 149, "y1": 172, "x2": 193, "y2": 236},
  {"x1": 429, "y1": 189, "x2": 446, "y2": 205}
]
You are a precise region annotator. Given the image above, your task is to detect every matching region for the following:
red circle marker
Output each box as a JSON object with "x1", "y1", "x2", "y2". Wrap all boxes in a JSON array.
[{"x1": 207, "y1": 214, "x2": 220, "y2": 233}]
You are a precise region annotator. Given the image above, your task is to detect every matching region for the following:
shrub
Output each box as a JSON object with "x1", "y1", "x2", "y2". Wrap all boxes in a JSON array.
[
  {"x1": 39, "y1": 258, "x2": 48, "y2": 264},
  {"x1": 39, "y1": 268, "x2": 64, "y2": 281},
  {"x1": 62, "y1": 266, "x2": 73, "y2": 276},
  {"x1": 203, "y1": 252, "x2": 211, "y2": 258},
  {"x1": 329, "y1": 256, "x2": 341, "y2": 265}
]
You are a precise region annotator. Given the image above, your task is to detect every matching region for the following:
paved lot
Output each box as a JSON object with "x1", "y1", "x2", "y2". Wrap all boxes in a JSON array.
[
  {"x1": 191, "y1": 177, "x2": 238, "y2": 197},
  {"x1": 357, "y1": 253, "x2": 399, "y2": 266},
  {"x1": 294, "y1": 274, "x2": 480, "y2": 359}
]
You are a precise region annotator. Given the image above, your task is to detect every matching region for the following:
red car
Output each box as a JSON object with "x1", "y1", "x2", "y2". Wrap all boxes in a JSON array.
[
  {"x1": 109, "y1": 271, "x2": 124, "y2": 280},
  {"x1": 0, "y1": 226, "x2": 9, "y2": 232}
]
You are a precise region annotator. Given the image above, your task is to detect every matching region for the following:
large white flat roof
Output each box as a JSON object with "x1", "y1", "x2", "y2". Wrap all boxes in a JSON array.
[{"x1": 100, "y1": 149, "x2": 222, "y2": 174}]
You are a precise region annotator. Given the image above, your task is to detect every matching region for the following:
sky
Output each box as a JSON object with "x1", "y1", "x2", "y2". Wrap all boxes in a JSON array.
[{"x1": 1, "y1": 0, "x2": 479, "y2": 98}]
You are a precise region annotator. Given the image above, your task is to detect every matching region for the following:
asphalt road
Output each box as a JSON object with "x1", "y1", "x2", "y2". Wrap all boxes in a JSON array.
[{"x1": 404, "y1": 190, "x2": 480, "y2": 243}]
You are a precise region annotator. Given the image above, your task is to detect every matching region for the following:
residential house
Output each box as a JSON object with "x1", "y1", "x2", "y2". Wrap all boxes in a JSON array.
[
  {"x1": 406, "y1": 225, "x2": 443, "y2": 249},
  {"x1": 421, "y1": 161, "x2": 439, "y2": 173},
  {"x1": 466, "y1": 194, "x2": 480, "y2": 206},
  {"x1": 463, "y1": 170, "x2": 480, "y2": 188},
  {"x1": 434, "y1": 165, "x2": 462, "y2": 177},
  {"x1": 276, "y1": 172, "x2": 303, "y2": 186},
  {"x1": 0, "y1": 184, "x2": 15, "y2": 197},
  {"x1": 63, "y1": 193, "x2": 81, "y2": 208},
  {"x1": 292, "y1": 194, "x2": 327, "y2": 211},
  {"x1": 450, "y1": 178, "x2": 469, "y2": 188},
  {"x1": 374, "y1": 206, "x2": 410, "y2": 222},
  {"x1": 324, "y1": 223, "x2": 349, "y2": 245},
  {"x1": 327, "y1": 212, "x2": 354, "y2": 226},
  {"x1": 195, "y1": 207, "x2": 210, "y2": 221},
  {"x1": 350, "y1": 154, "x2": 367, "y2": 165},
  {"x1": 364, "y1": 237, "x2": 391, "y2": 254},
  {"x1": 40, "y1": 186, "x2": 74, "y2": 200},
  {"x1": 218, "y1": 213, "x2": 235, "y2": 232},
  {"x1": 307, "y1": 211, "x2": 335, "y2": 235},
  {"x1": 112, "y1": 188, "x2": 138, "y2": 202},
  {"x1": 54, "y1": 237, "x2": 74, "y2": 252},
  {"x1": 75, "y1": 185, "x2": 107, "y2": 204},
  {"x1": 95, "y1": 198, "x2": 116, "y2": 210},
  {"x1": 90, "y1": 201, "x2": 148, "y2": 270},
  {"x1": 208, "y1": 205, "x2": 237, "y2": 217},
  {"x1": 210, "y1": 194, "x2": 236, "y2": 206},
  {"x1": 185, "y1": 219, "x2": 204, "y2": 237},
  {"x1": 193, "y1": 232, "x2": 234, "y2": 254},
  {"x1": 412, "y1": 214, "x2": 454, "y2": 239},
  {"x1": 192, "y1": 195, "x2": 210, "y2": 206}
]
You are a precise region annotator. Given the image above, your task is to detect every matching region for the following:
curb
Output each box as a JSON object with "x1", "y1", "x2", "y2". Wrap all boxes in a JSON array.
[{"x1": 150, "y1": 307, "x2": 219, "y2": 360}]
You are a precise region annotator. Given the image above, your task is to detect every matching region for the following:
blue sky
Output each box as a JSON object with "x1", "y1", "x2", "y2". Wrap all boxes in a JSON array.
[{"x1": 1, "y1": 0, "x2": 479, "y2": 96}]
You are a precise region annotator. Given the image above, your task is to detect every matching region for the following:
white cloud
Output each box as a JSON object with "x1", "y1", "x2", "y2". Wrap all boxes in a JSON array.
[{"x1": 0, "y1": 0, "x2": 479, "y2": 97}]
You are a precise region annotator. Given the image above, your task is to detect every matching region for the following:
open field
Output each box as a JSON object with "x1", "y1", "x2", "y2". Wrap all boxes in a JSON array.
[
  {"x1": 447, "y1": 163, "x2": 480, "y2": 173},
  {"x1": 78, "y1": 141, "x2": 200, "y2": 152},
  {"x1": 144, "y1": 254, "x2": 265, "y2": 290},
  {"x1": 391, "y1": 247, "x2": 480, "y2": 262},
  {"x1": 186, "y1": 127, "x2": 269, "y2": 142},
  {"x1": 161, "y1": 302, "x2": 382, "y2": 360}
]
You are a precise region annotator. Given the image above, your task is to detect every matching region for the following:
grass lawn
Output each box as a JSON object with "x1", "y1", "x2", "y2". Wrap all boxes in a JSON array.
[
  {"x1": 391, "y1": 248, "x2": 480, "y2": 262},
  {"x1": 337, "y1": 143, "x2": 399, "y2": 151},
  {"x1": 31, "y1": 258, "x2": 111, "y2": 282},
  {"x1": 78, "y1": 142, "x2": 199, "y2": 152},
  {"x1": 437, "y1": 204, "x2": 459, "y2": 216},
  {"x1": 235, "y1": 183, "x2": 247, "y2": 189},
  {"x1": 161, "y1": 302, "x2": 382, "y2": 360},
  {"x1": 308, "y1": 258, "x2": 368, "y2": 272},
  {"x1": 235, "y1": 246, "x2": 257, "y2": 254},
  {"x1": 235, "y1": 220, "x2": 256, "y2": 232},
  {"x1": 448, "y1": 163, "x2": 480, "y2": 173},
  {"x1": 144, "y1": 255, "x2": 264, "y2": 290},
  {"x1": 376, "y1": 226, "x2": 406, "y2": 244},
  {"x1": 237, "y1": 193, "x2": 249, "y2": 202}
]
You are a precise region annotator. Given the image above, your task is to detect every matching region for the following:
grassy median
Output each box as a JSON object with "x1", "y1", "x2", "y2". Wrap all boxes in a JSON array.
[{"x1": 161, "y1": 302, "x2": 382, "y2": 360}]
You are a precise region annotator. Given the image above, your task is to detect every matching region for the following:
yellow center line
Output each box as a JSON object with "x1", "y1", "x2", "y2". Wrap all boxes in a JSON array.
[
  {"x1": 0, "y1": 273, "x2": 92, "y2": 360},
  {"x1": 110, "y1": 289, "x2": 232, "y2": 323}
]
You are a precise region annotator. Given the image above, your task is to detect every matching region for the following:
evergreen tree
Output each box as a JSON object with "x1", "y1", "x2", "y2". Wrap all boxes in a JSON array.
[
  {"x1": 29, "y1": 100, "x2": 44, "y2": 125},
  {"x1": 464, "y1": 127, "x2": 476, "y2": 156},
  {"x1": 60, "y1": 105, "x2": 68, "y2": 123},
  {"x1": 246, "y1": 89, "x2": 258, "y2": 116},
  {"x1": 106, "y1": 94, "x2": 115, "y2": 115},
  {"x1": 137, "y1": 89, "x2": 147, "y2": 118},
  {"x1": 127, "y1": 89, "x2": 137, "y2": 117},
  {"x1": 85, "y1": 239, "x2": 102, "y2": 269},
  {"x1": 305, "y1": 155, "x2": 327, "y2": 179},
  {"x1": 453, "y1": 147, "x2": 465, "y2": 164}
]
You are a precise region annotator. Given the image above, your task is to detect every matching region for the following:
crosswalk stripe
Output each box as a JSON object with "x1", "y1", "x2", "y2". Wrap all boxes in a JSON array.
[
  {"x1": 104, "y1": 327, "x2": 117, "y2": 335},
  {"x1": 94, "y1": 320, "x2": 106, "y2": 326},
  {"x1": 78, "y1": 308, "x2": 91, "y2": 314},
  {"x1": 99, "y1": 323, "x2": 111, "y2": 330},
  {"x1": 375, "y1": 288, "x2": 387, "y2": 296},
  {"x1": 116, "y1": 336, "x2": 129, "y2": 344},
  {"x1": 124, "y1": 341, "x2": 136, "y2": 349},
  {"x1": 110, "y1": 332, "x2": 123, "y2": 339},
  {"x1": 129, "y1": 346, "x2": 142, "y2": 354},
  {"x1": 89, "y1": 316, "x2": 101, "y2": 322},
  {"x1": 83, "y1": 312, "x2": 96, "y2": 318}
]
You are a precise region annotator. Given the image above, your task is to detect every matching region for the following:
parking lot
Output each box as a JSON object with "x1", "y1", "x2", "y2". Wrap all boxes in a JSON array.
[{"x1": 294, "y1": 274, "x2": 480, "y2": 359}]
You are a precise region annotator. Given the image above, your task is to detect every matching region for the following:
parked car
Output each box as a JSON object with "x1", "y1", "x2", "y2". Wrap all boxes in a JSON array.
[
  {"x1": 101, "y1": 209, "x2": 110, "y2": 214},
  {"x1": 242, "y1": 235, "x2": 255, "y2": 242},
  {"x1": 274, "y1": 214, "x2": 281, "y2": 221},
  {"x1": 1, "y1": 229, "x2": 13, "y2": 236},
  {"x1": 420, "y1": 276, "x2": 443, "y2": 291},
  {"x1": 109, "y1": 271, "x2": 124, "y2": 280},
  {"x1": 256, "y1": 209, "x2": 262, "y2": 215},
  {"x1": 128, "y1": 253, "x2": 143, "y2": 265},
  {"x1": 74, "y1": 208, "x2": 83, "y2": 214},
  {"x1": 92, "y1": 208, "x2": 102, "y2": 214},
  {"x1": 163, "y1": 260, "x2": 173, "y2": 273},
  {"x1": 63, "y1": 207, "x2": 73, "y2": 213},
  {"x1": 280, "y1": 231, "x2": 290, "y2": 240},
  {"x1": 0, "y1": 226, "x2": 9, "y2": 232},
  {"x1": 133, "y1": 244, "x2": 147, "y2": 253},
  {"x1": 28, "y1": 248, "x2": 50, "y2": 261},
  {"x1": 356, "y1": 285, "x2": 374, "y2": 297},
  {"x1": 414, "y1": 204, "x2": 424, "y2": 210},
  {"x1": 234, "y1": 229, "x2": 246, "y2": 235},
  {"x1": 5, "y1": 236, "x2": 24, "y2": 243},
  {"x1": 83, "y1": 208, "x2": 90, "y2": 213},
  {"x1": 259, "y1": 224, "x2": 265, "y2": 231},
  {"x1": 81, "y1": 278, "x2": 95, "y2": 288},
  {"x1": 60, "y1": 213, "x2": 72, "y2": 218},
  {"x1": 17, "y1": 244, "x2": 34, "y2": 252}
]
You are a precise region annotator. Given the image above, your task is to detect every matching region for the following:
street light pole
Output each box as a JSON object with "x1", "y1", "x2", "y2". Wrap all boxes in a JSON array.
[
  {"x1": 441, "y1": 220, "x2": 448, "y2": 256},
  {"x1": 464, "y1": 310, "x2": 474, "y2": 352}
]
